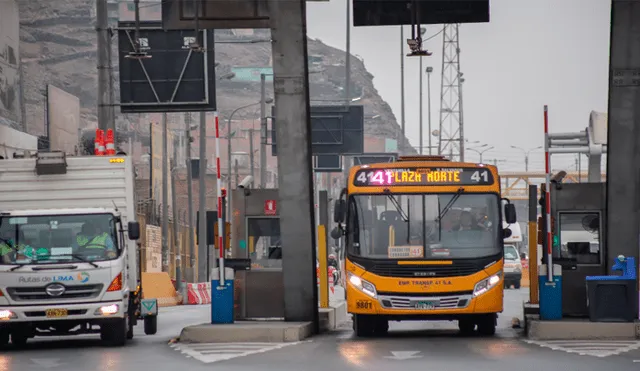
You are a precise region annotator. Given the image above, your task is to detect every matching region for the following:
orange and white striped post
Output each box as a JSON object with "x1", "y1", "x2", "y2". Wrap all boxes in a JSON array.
[
  {"x1": 105, "y1": 129, "x2": 116, "y2": 155},
  {"x1": 96, "y1": 129, "x2": 105, "y2": 156}
]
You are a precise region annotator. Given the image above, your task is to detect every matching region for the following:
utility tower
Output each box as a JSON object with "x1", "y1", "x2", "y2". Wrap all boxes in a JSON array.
[{"x1": 437, "y1": 24, "x2": 464, "y2": 161}]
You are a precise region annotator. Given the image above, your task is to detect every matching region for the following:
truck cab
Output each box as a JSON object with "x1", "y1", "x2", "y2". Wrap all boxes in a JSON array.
[{"x1": 0, "y1": 151, "x2": 157, "y2": 347}]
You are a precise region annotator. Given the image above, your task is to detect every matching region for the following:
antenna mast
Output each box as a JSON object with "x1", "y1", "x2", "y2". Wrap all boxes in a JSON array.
[{"x1": 437, "y1": 24, "x2": 465, "y2": 161}]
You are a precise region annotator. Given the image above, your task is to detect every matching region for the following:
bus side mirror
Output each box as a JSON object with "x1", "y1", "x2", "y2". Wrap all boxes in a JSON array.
[
  {"x1": 330, "y1": 226, "x2": 342, "y2": 240},
  {"x1": 503, "y1": 228, "x2": 512, "y2": 239},
  {"x1": 128, "y1": 221, "x2": 140, "y2": 240},
  {"x1": 504, "y1": 204, "x2": 517, "y2": 224},
  {"x1": 333, "y1": 199, "x2": 346, "y2": 223}
]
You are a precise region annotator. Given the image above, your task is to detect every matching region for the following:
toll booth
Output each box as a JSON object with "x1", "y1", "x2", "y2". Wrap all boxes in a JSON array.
[
  {"x1": 550, "y1": 182, "x2": 607, "y2": 317},
  {"x1": 230, "y1": 188, "x2": 285, "y2": 319}
]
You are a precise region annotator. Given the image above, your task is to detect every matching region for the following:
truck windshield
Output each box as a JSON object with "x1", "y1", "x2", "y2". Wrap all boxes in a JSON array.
[
  {"x1": 346, "y1": 193, "x2": 501, "y2": 260},
  {"x1": 0, "y1": 213, "x2": 120, "y2": 265}
]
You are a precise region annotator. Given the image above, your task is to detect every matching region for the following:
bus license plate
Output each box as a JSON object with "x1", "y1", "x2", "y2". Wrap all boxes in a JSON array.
[
  {"x1": 415, "y1": 301, "x2": 437, "y2": 310},
  {"x1": 46, "y1": 309, "x2": 68, "y2": 318}
]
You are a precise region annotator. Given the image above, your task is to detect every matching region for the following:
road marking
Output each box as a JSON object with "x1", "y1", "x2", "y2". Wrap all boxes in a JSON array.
[
  {"x1": 384, "y1": 351, "x2": 423, "y2": 360},
  {"x1": 524, "y1": 340, "x2": 640, "y2": 357},
  {"x1": 170, "y1": 341, "x2": 308, "y2": 363},
  {"x1": 30, "y1": 358, "x2": 64, "y2": 369}
]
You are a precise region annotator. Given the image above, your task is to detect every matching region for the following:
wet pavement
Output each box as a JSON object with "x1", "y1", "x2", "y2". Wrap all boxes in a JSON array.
[{"x1": 2, "y1": 289, "x2": 640, "y2": 371}]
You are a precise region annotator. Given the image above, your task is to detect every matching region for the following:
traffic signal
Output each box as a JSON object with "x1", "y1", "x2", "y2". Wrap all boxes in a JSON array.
[
  {"x1": 537, "y1": 216, "x2": 543, "y2": 243},
  {"x1": 221, "y1": 188, "x2": 227, "y2": 198}
]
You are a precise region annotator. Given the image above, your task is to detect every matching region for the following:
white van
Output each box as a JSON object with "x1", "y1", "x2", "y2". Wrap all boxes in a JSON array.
[{"x1": 503, "y1": 221, "x2": 523, "y2": 289}]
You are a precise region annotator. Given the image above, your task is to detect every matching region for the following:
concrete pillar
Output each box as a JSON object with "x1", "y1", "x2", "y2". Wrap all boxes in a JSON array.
[
  {"x1": 605, "y1": 0, "x2": 640, "y2": 275},
  {"x1": 268, "y1": 0, "x2": 318, "y2": 329}
]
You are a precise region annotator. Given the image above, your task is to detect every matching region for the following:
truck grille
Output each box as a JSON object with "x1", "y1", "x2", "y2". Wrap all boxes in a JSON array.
[{"x1": 6, "y1": 284, "x2": 104, "y2": 302}]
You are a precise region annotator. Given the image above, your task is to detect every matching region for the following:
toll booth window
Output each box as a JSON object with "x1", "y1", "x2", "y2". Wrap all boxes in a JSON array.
[
  {"x1": 247, "y1": 218, "x2": 281, "y2": 268},
  {"x1": 557, "y1": 212, "x2": 601, "y2": 264}
]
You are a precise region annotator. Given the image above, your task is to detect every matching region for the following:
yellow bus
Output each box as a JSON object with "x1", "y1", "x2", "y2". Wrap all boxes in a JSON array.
[{"x1": 332, "y1": 155, "x2": 517, "y2": 337}]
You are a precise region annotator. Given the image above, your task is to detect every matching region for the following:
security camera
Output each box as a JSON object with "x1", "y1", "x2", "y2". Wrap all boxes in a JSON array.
[{"x1": 238, "y1": 175, "x2": 254, "y2": 189}]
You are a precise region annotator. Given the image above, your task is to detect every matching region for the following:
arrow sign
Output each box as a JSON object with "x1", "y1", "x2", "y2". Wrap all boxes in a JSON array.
[
  {"x1": 384, "y1": 351, "x2": 423, "y2": 360},
  {"x1": 31, "y1": 358, "x2": 63, "y2": 368}
]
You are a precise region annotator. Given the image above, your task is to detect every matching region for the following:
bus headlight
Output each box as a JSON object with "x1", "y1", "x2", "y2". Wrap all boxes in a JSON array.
[
  {"x1": 348, "y1": 272, "x2": 377, "y2": 298},
  {"x1": 473, "y1": 271, "x2": 502, "y2": 297}
]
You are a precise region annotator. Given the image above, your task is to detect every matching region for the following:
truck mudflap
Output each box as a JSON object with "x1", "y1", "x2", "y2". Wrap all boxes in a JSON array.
[
  {"x1": 140, "y1": 298, "x2": 158, "y2": 317},
  {"x1": 140, "y1": 298, "x2": 158, "y2": 335}
]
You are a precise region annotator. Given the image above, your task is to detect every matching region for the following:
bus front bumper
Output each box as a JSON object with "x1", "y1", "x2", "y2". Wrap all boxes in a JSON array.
[{"x1": 346, "y1": 274, "x2": 503, "y2": 319}]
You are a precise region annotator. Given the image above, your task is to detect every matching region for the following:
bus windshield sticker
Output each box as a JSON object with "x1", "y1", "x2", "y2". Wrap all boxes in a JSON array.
[
  {"x1": 353, "y1": 167, "x2": 494, "y2": 187},
  {"x1": 388, "y1": 246, "x2": 423, "y2": 258}
]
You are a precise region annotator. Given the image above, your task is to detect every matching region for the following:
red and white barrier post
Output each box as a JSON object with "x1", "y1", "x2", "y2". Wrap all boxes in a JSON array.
[
  {"x1": 543, "y1": 105, "x2": 553, "y2": 282},
  {"x1": 214, "y1": 112, "x2": 226, "y2": 284}
]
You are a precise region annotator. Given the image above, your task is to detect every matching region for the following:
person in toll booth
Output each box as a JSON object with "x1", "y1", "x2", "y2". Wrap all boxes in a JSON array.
[
  {"x1": 74, "y1": 222, "x2": 117, "y2": 259},
  {"x1": 452, "y1": 211, "x2": 483, "y2": 231},
  {"x1": 0, "y1": 229, "x2": 33, "y2": 263}
]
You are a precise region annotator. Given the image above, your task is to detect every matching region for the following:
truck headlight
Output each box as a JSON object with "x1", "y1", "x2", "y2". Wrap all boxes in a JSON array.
[
  {"x1": 95, "y1": 304, "x2": 119, "y2": 315},
  {"x1": 0, "y1": 310, "x2": 16, "y2": 320},
  {"x1": 473, "y1": 271, "x2": 502, "y2": 297},
  {"x1": 347, "y1": 272, "x2": 377, "y2": 298}
]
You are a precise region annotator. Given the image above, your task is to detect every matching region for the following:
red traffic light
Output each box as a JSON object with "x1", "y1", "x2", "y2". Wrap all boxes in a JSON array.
[{"x1": 221, "y1": 188, "x2": 227, "y2": 197}]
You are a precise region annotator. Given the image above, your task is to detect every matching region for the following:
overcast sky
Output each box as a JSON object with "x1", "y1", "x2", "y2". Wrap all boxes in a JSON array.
[{"x1": 306, "y1": 0, "x2": 611, "y2": 172}]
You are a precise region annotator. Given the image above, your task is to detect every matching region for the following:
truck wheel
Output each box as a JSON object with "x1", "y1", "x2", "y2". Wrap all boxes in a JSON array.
[
  {"x1": 126, "y1": 316, "x2": 135, "y2": 339},
  {"x1": 514, "y1": 281, "x2": 521, "y2": 289},
  {"x1": 458, "y1": 319, "x2": 475, "y2": 335},
  {"x1": 477, "y1": 315, "x2": 496, "y2": 336},
  {"x1": 11, "y1": 332, "x2": 29, "y2": 347},
  {"x1": 101, "y1": 318, "x2": 128, "y2": 346},
  {"x1": 0, "y1": 330, "x2": 9, "y2": 348},
  {"x1": 144, "y1": 316, "x2": 158, "y2": 335},
  {"x1": 353, "y1": 314, "x2": 375, "y2": 337}
]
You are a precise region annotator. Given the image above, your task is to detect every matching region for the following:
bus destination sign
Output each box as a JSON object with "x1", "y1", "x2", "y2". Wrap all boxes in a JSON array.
[{"x1": 352, "y1": 167, "x2": 494, "y2": 187}]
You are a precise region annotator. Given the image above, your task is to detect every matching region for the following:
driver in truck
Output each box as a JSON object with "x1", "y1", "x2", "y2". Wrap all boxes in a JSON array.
[
  {"x1": 0, "y1": 229, "x2": 31, "y2": 263},
  {"x1": 74, "y1": 221, "x2": 117, "y2": 258}
]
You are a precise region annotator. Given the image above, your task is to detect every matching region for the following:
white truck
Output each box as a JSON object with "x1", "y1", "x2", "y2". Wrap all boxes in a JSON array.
[{"x1": 0, "y1": 151, "x2": 158, "y2": 348}]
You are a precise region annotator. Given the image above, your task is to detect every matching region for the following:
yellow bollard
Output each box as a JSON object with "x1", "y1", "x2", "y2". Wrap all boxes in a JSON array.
[
  {"x1": 318, "y1": 225, "x2": 329, "y2": 308},
  {"x1": 529, "y1": 220, "x2": 538, "y2": 304}
]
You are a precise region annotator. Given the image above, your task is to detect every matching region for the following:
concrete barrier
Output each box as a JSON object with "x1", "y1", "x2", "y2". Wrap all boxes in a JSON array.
[{"x1": 186, "y1": 282, "x2": 212, "y2": 305}]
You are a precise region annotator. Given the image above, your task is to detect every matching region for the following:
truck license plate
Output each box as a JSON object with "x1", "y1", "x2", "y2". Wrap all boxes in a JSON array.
[
  {"x1": 415, "y1": 301, "x2": 437, "y2": 310},
  {"x1": 46, "y1": 309, "x2": 68, "y2": 318}
]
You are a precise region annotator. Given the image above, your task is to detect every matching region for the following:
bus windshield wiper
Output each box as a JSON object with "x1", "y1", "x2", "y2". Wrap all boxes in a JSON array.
[
  {"x1": 436, "y1": 187, "x2": 465, "y2": 222},
  {"x1": 386, "y1": 194, "x2": 409, "y2": 222}
]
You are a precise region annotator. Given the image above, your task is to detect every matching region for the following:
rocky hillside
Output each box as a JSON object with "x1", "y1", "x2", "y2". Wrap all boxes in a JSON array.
[{"x1": 16, "y1": 1, "x2": 410, "y2": 151}]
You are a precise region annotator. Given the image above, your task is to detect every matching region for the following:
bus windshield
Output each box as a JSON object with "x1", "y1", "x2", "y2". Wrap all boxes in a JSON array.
[{"x1": 347, "y1": 193, "x2": 501, "y2": 260}]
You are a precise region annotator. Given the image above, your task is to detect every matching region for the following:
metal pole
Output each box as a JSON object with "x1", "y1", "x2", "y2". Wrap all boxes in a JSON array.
[
  {"x1": 543, "y1": 105, "x2": 553, "y2": 282},
  {"x1": 249, "y1": 129, "x2": 255, "y2": 182},
  {"x1": 213, "y1": 113, "x2": 225, "y2": 284},
  {"x1": 345, "y1": 0, "x2": 351, "y2": 107},
  {"x1": 260, "y1": 74, "x2": 267, "y2": 188},
  {"x1": 161, "y1": 113, "x2": 169, "y2": 272},
  {"x1": 171, "y1": 153, "x2": 181, "y2": 291},
  {"x1": 198, "y1": 111, "x2": 207, "y2": 282},
  {"x1": 96, "y1": 0, "x2": 113, "y2": 132},
  {"x1": 400, "y1": 26, "x2": 406, "y2": 154},
  {"x1": 419, "y1": 56, "x2": 423, "y2": 155},
  {"x1": 185, "y1": 113, "x2": 195, "y2": 281},
  {"x1": 525, "y1": 154, "x2": 529, "y2": 172},
  {"x1": 457, "y1": 32, "x2": 465, "y2": 162},
  {"x1": 427, "y1": 70, "x2": 432, "y2": 155}
]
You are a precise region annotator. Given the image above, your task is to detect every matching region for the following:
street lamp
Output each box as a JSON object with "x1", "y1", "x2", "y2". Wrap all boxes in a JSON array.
[
  {"x1": 510, "y1": 145, "x2": 542, "y2": 172},
  {"x1": 467, "y1": 146, "x2": 493, "y2": 163},
  {"x1": 226, "y1": 99, "x2": 274, "y2": 193},
  {"x1": 426, "y1": 66, "x2": 433, "y2": 155}
]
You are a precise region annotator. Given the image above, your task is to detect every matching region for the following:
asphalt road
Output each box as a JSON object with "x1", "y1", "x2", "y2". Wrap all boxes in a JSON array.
[{"x1": 4, "y1": 288, "x2": 640, "y2": 371}]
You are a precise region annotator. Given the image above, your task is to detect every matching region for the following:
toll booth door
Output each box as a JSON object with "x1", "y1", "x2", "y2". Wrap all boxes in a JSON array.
[{"x1": 555, "y1": 211, "x2": 605, "y2": 317}]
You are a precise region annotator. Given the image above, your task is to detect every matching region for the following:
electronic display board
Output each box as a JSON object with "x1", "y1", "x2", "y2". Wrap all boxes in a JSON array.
[{"x1": 352, "y1": 167, "x2": 494, "y2": 187}]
